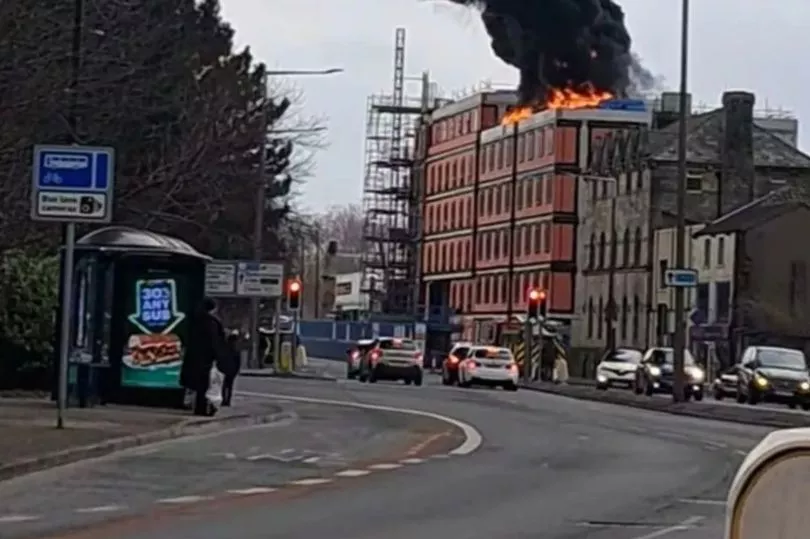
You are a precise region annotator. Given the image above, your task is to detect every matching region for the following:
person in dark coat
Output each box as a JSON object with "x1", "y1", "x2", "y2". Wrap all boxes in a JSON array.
[
  {"x1": 180, "y1": 297, "x2": 227, "y2": 416},
  {"x1": 540, "y1": 338, "x2": 556, "y2": 382},
  {"x1": 219, "y1": 332, "x2": 241, "y2": 406}
]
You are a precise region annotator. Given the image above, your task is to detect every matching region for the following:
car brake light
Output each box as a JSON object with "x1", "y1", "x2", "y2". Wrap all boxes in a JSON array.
[
  {"x1": 449, "y1": 355, "x2": 459, "y2": 364},
  {"x1": 351, "y1": 351, "x2": 359, "y2": 359},
  {"x1": 371, "y1": 351, "x2": 380, "y2": 362},
  {"x1": 468, "y1": 361, "x2": 478, "y2": 369}
]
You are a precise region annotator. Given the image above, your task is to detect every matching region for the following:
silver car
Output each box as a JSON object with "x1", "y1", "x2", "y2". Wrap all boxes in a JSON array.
[{"x1": 358, "y1": 337, "x2": 424, "y2": 386}]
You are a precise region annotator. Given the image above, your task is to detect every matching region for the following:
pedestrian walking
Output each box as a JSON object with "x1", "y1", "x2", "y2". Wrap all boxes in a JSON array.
[
  {"x1": 180, "y1": 297, "x2": 228, "y2": 416},
  {"x1": 219, "y1": 331, "x2": 241, "y2": 406}
]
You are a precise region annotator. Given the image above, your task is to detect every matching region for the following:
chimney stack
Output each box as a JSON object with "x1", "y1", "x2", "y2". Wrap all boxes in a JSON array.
[{"x1": 719, "y1": 90, "x2": 755, "y2": 216}]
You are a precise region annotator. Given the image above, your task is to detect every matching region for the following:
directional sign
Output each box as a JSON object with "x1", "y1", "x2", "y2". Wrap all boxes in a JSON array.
[
  {"x1": 205, "y1": 262, "x2": 237, "y2": 296},
  {"x1": 664, "y1": 268, "x2": 698, "y2": 288},
  {"x1": 31, "y1": 145, "x2": 115, "y2": 223},
  {"x1": 236, "y1": 262, "x2": 283, "y2": 297}
]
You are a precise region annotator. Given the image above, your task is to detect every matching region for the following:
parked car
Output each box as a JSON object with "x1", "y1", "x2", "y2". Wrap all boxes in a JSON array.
[
  {"x1": 595, "y1": 348, "x2": 643, "y2": 389},
  {"x1": 633, "y1": 347, "x2": 705, "y2": 401},
  {"x1": 711, "y1": 365, "x2": 739, "y2": 400},
  {"x1": 735, "y1": 346, "x2": 810, "y2": 409}
]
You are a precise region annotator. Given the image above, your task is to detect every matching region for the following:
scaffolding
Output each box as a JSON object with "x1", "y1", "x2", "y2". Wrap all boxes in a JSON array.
[{"x1": 360, "y1": 28, "x2": 430, "y2": 315}]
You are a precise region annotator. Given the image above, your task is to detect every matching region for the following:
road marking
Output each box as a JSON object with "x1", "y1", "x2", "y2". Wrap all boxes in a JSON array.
[
  {"x1": 227, "y1": 487, "x2": 277, "y2": 495},
  {"x1": 400, "y1": 458, "x2": 425, "y2": 464},
  {"x1": 302, "y1": 456, "x2": 321, "y2": 464},
  {"x1": 678, "y1": 498, "x2": 725, "y2": 506},
  {"x1": 0, "y1": 515, "x2": 38, "y2": 523},
  {"x1": 629, "y1": 516, "x2": 704, "y2": 539},
  {"x1": 702, "y1": 440, "x2": 727, "y2": 449},
  {"x1": 735, "y1": 449, "x2": 749, "y2": 456},
  {"x1": 335, "y1": 469, "x2": 372, "y2": 477},
  {"x1": 368, "y1": 463, "x2": 402, "y2": 470},
  {"x1": 239, "y1": 391, "x2": 483, "y2": 456},
  {"x1": 74, "y1": 505, "x2": 124, "y2": 514},
  {"x1": 289, "y1": 478, "x2": 332, "y2": 486},
  {"x1": 156, "y1": 495, "x2": 211, "y2": 504}
]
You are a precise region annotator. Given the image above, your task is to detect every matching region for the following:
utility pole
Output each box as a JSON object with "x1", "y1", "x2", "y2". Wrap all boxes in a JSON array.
[
  {"x1": 248, "y1": 73, "x2": 268, "y2": 369},
  {"x1": 605, "y1": 188, "x2": 618, "y2": 352},
  {"x1": 313, "y1": 227, "x2": 322, "y2": 318},
  {"x1": 672, "y1": 0, "x2": 691, "y2": 402}
]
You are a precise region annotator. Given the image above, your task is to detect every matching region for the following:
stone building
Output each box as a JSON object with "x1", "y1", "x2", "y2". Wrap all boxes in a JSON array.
[{"x1": 572, "y1": 91, "x2": 810, "y2": 370}]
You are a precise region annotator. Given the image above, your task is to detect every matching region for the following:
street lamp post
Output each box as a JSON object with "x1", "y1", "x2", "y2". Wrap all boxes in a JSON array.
[
  {"x1": 247, "y1": 67, "x2": 342, "y2": 369},
  {"x1": 672, "y1": 0, "x2": 691, "y2": 402}
]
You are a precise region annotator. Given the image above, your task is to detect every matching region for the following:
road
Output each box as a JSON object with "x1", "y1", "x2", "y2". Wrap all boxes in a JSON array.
[{"x1": 0, "y1": 362, "x2": 774, "y2": 539}]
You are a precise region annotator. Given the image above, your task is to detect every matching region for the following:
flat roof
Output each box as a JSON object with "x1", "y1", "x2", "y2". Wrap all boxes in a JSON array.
[
  {"x1": 430, "y1": 90, "x2": 518, "y2": 122},
  {"x1": 480, "y1": 107, "x2": 652, "y2": 144}
]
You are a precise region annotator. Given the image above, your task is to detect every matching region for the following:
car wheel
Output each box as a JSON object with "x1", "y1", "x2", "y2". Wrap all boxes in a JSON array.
[
  {"x1": 802, "y1": 402, "x2": 810, "y2": 411},
  {"x1": 368, "y1": 368, "x2": 377, "y2": 383},
  {"x1": 404, "y1": 379, "x2": 412, "y2": 385},
  {"x1": 736, "y1": 385, "x2": 746, "y2": 403},
  {"x1": 713, "y1": 387, "x2": 724, "y2": 400},
  {"x1": 458, "y1": 372, "x2": 471, "y2": 388},
  {"x1": 693, "y1": 390, "x2": 704, "y2": 402},
  {"x1": 504, "y1": 382, "x2": 518, "y2": 391},
  {"x1": 747, "y1": 387, "x2": 759, "y2": 405},
  {"x1": 644, "y1": 379, "x2": 654, "y2": 397},
  {"x1": 633, "y1": 377, "x2": 643, "y2": 395},
  {"x1": 413, "y1": 376, "x2": 423, "y2": 387},
  {"x1": 788, "y1": 400, "x2": 797, "y2": 409},
  {"x1": 596, "y1": 382, "x2": 608, "y2": 390},
  {"x1": 441, "y1": 369, "x2": 453, "y2": 386}
]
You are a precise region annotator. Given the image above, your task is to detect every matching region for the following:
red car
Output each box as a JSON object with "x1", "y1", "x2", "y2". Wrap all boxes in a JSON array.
[
  {"x1": 441, "y1": 342, "x2": 474, "y2": 385},
  {"x1": 346, "y1": 339, "x2": 376, "y2": 379}
]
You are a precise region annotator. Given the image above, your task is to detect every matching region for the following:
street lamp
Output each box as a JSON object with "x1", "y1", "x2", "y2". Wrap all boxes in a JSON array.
[
  {"x1": 672, "y1": 0, "x2": 691, "y2": 402},
  {"x1": 249, "y1": 67, "x2": 342, "y2": 368}
]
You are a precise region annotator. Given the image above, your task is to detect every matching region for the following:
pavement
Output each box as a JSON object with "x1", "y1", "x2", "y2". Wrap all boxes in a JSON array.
[
  {"x1": 0, "y1": 396, "x2": 287, "y2": 481},
  {"x1": 0, "y1": 357, "x2": 779, "y2": 539}
]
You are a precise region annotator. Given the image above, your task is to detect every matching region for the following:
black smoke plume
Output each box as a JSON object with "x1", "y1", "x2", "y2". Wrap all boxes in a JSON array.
[{"x1": 443, "y1": 0, "x2": 637, "y2": 104}]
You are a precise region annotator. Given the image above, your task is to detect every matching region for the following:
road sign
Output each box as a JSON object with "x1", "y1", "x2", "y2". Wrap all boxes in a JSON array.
[
  {"x1": 31, "y1": 145, "x2": 115, "y2": 223},
  {"x1": 664, "y1": 268, "x2": 698, "y2": 288},
  {"x1": 237, "y1": 262, "x2": 283, "y2": 297},
  {"x1": 204, "y1": 262, "x2": 237, "y2": 296}
]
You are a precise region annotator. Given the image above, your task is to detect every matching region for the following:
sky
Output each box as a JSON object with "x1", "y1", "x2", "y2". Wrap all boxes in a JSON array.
[{"x1": 219, "y1": 0, "x2": 810, "y2": 212}]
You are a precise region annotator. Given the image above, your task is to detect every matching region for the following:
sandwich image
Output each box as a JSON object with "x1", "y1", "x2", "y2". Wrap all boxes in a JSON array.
[{"x1": 125, "y1": 334, "x2": 182, "y2": 367}]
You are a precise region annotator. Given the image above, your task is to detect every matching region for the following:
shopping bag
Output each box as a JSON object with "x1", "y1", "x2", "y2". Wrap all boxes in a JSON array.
[{"x1": 206, "y1": 366, "x2": 224, "y2": 409}]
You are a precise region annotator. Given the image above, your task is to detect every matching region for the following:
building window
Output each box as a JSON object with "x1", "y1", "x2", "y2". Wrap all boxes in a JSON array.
[
  {"x1": 703, "y1": 238, "x2": 711, "y2": 268},
  {"x1": 497, "y1": 142, "x2": 504, "y2": 169},
  {"x1": 634, "y1": 227, "x2": 642, "y2": 266},
  {"x1": 789, "y1": 261, "x2": 807, "y2": 315},
  {"x1": 587, "y1": 298, "x2": 594, "y2": 338},
  {"x1": 543, "y1": 223, "x2": 551, "y2": 253},
  {"x1": 622, "y1": 228, "x2": 630, "y2": 267},
  {"x1": 717, "y1": 237, "x2": 725, "y2": 266},
  {"x1": 686, "y1": 173, "x2": 703, "y2": 192},
  {"x1": 632, "y1": 296, "x2": 640, "y2": 342},
  {"x1": 659, "y1": 259, "x2": 668, "y2": 289},
  {"x1": 597, "y1": 297, "x2": 604, "y2": 339},
  {"x1": 715, "y1": 281, "x2": 731, "y2": 323},
  {"x1": 527, "y1": 131, "x2": 535, "y2": 159},
  {"x1": 696, "y1": 283, "x2": 709, "y2": 322},
  {"x1": 588, "y1": 233, "x2": 595, "y2": 269},
  {"x1": 535, "y1": 175, "x2": 544, "y2": 205},
  {"x1": 620, "y1": 296, "x2": 628, "y2": 341},
  {"x1": 598, "y1": 232, "x2": 606, "y2": 269}
]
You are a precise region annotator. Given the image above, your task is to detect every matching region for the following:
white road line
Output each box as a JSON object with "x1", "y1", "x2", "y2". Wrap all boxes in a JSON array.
[
  {"x1": 629, "y1": 516, "x2": 704, "y2": 539},
  {"x1": 156, "y1": 495, "x2": 211, "y2": 504},
  {"x1": 289, "y1": 478, "x2": 333, "y2": 486},
  {"x1": 227, "y1": 487, "x2": 277, "y2": 495},
  {"x1": 239, "y1": 391, "x2": 483, "y2": 456},
  {"x1": 678, "y1": 498, "x2": 726, "y2": 506},
  {"x1": 75, "y1": 505, "x2": 124, "y2": 514},
  {"x1": 302, "y1": 456, "x2": 321, "y2": 464},
  {"x1": 735, "y1": 449, "x2": 749, "y2": 456},
  {"x1": 335, "y1": 469, "x2": 372, "y2": 477},
  {"x1": 0, "y1": 515, "x2": 39, "y2": 523},
  {"x1": 431, "y1": 454, "x2": 451, "y2": 459},
  {"x1": 702, "y1": 440, "x2": 728, "y2": 449},
  {"x1": 368, "y1": 463, "x2": 403, "y2": 470},
  {"x1": 400, "y1": 458, "x2": 425, "y2": 464}
]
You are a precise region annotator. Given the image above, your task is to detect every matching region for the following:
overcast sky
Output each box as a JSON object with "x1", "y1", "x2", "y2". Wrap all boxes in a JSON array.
[{"x1": 220, "y1": 0, "x2": 808, "y2": 212}]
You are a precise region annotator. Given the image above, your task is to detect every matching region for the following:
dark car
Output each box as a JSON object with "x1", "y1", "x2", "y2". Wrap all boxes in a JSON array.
[
  {"x1": 358, "y1": 337, "x2": 423, "y2": 385},
  {"x1": 633, "y1": 347, "x2": 705, "y2": 401},
  {"x1": 441, "y1": 342, "x2": 473, "y2": 385},
  {"x1": 346, "y1": 339, "x2": 376, "y2": 379},
  {"x1": 711, "y1": 366, "x2": 739, "y2": 400},
  {"x1": 735, "y1": 346, "x2": 810, "y2": 409}
]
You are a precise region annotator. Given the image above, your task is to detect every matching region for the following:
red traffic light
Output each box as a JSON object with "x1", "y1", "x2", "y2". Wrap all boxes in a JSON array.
[
  {"x1": 288, "y1": 280, "x2": 301, "y2": 293},
  {"x1": 528, "y1": 288, "x2": 546, "y2": 301}
]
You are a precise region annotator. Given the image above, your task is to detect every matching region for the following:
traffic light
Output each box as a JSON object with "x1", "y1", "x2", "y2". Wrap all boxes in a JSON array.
[
  {"x1": 527, "y1": 288, "x2": 547, "y2": 321},
  {"x1": 287, "y1": 279, "x2": 302, "y2": 311}
]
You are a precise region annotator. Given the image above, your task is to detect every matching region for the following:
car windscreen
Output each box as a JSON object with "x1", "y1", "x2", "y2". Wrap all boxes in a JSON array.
[
  {"x1": 651, "y1": 349, "x2": 696, "y2": 366},
  {"x1": 378, "y1": 339, "x2": 417, "y2": 351},
  {"x1": 452, "y1": 347, "x2": 470, "y2": 358},
  {"x1": 758, "y1": 349, "x2": 807, "y2": 370},
  {"x1": 472, "y1": 348, "x2": 512, "y2": 360},
  {"x1": 609, "y1": 350, "x2": 642, "y2": 363}
]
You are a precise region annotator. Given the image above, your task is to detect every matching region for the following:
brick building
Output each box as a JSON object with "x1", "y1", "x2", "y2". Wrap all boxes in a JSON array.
[
  {"x1": 576, "y1": 91, "x2": 810, "y2": 372},
  {"x1": 419, "y1": 91, "x2": 651, "y2": 341}
]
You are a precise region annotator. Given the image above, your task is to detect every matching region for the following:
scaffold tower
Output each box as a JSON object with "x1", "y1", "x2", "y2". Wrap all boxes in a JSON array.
[{"x1": 360, "y1": 28, "x2": 430, "y2": 315}]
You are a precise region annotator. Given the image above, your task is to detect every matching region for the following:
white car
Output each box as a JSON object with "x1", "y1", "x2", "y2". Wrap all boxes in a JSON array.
[
  {"x1": 457, "y1": 346, "x2": 519, "y2": 391},
  {"x1": 596, "y1": 348, "x2": 644, "y2": 389}
]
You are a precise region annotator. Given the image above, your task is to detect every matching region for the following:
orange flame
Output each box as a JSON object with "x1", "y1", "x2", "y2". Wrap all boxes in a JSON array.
[{"x1": 500, "y1": 84, "x2": 614, "y2": 125}]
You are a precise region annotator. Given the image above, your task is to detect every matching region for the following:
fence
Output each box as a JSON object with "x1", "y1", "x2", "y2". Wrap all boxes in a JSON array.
[{"x1": 296, "y1": 319, "x2": 415, "y2": 360}]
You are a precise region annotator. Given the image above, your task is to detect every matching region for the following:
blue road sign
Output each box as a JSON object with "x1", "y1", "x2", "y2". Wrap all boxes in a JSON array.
[
  {"x1": 665, "y1": 268, "x2": 698, "y2": 288},
  {"x1": 31, "y1": 145, "x2": 115, "y2": 223}
]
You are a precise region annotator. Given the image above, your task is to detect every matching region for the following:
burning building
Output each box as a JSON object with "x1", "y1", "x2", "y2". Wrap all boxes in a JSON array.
[{"x1": 418, "y1": 89, "x2": 651, "y2": 342}]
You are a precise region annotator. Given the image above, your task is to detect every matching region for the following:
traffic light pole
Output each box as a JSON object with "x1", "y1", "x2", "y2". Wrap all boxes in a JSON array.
[
  {"x1": 523, "y1": 318, "x2": 533, "y2": 384},
  {"x1": 272, "y1": 296, "x2": 282, "y2": 371}
]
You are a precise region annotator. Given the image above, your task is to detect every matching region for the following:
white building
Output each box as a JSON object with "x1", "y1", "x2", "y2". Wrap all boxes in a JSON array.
[
  {"x1": 650, "y1": 224, "x2": 736, "y2": 367},
  {"x1": 333, "y1": 271, "x2": 370, "y2": 318}
]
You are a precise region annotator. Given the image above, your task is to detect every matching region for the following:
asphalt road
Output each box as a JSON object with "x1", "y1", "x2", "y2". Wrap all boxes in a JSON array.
[{"x1": 6, "y1": 359, "x2": 777, "y2": 539}]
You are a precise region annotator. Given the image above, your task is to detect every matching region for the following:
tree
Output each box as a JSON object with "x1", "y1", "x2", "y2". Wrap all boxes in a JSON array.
[{"x1": 316, "y1": 204, "x2": 365, "y2": 254}]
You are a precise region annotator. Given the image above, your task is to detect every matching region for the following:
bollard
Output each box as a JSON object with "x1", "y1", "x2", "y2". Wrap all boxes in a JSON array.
[
  {"x1": 279, "y1": 342, "x2": 293, "y2": 373},
  {"x1": 553, "y1": 358, "x2": 569, "y2": 384},
  {"x1": 725, "y1": 428, "x2": 810, "y2": 539},
  {"x1": 295, "y1": 345, "x2": 308, "y2": 370}
]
